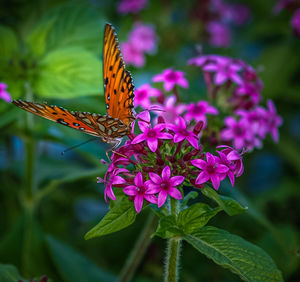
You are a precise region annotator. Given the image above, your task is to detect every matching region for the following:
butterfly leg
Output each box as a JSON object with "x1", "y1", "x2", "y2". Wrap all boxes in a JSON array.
[{"x1": 106, "y1": 138, "x2": 125, "y2": 161}]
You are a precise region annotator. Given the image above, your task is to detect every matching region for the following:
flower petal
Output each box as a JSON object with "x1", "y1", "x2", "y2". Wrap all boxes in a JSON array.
[
  {"x1": 162, "y1": 166, "x2": 171, "y2": 181},
  {"x1": 168, "y1": 187, "x2": 182, "y2": 200},
  {"x1": 131, "y1": 133, "x2": 146, "y2": 144},
  {"x1": 210, "y1": 174, "x2": 220, "y2": 190},
  {"x1": 169, "y1": 176, "x2": 184, "y2": 186},
  {"x1": 123, "y1": 185, "x2": 137, "y2": 196},
  {"x1": 149, "y1": 172, "x2": 161, "y2": 184},
  {"x1": 134, "y1": 172, "x2": 143, "y2": 187},
  {"x1": 134, "y1": 194, "x2": 144, "y2": 213},
  {"x1": 144, "y1": 194, "x2": 158, "y2": 204},
  {"x1": 147, "y1": 138, "x2": 158, "y2": 152},
  {"x1": 216, "y1": 164, "x2": 229, "y2": 173},
  {"x1": 195, "y1": 171, "x2": 210, "y2": 184},
  {"x1": 186, "y1": 135, "x2": 199, "y2": 149},
  {"x1": 158, "y1": 190, "x2": 168, "y2": 207},
  {"x1": 191, "y1": 159, "x2": 207, "y2": 170}
]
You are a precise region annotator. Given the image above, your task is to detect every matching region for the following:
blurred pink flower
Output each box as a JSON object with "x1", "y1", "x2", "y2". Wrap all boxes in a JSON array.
[
  {"x1": 118, "y1": 0, "x2": 147, "y2": 14},
  {"x1": 123, "y1": 172, "x2": 158, "y2": 213},
  {"x1": 135, "y1": 84, "x2": 160, "y2": 108},
  {"x1": 147, "y1": 166, "x2": 184, "y2": 207},
  {"x1": 203, "y1": 57, "x2": 243, "y2": 85},
  {"x1": 265, "y1": 100, "x2": 283, "y2": 142},
  {"x1": 221, "y1": 116, "x2": 254, "y2": 151},
  {"x1": 153, "y1": 69, "x2": 189, "y2": 91},
  {"x1": 129, "y1": 23, "x2": 157, "y2": 53},
  {"x1": 0, "y1": 83, "x2": 12, "y2": 103},
  {"x1": 185, "y1": 101, "x2": 218, "y2": 124},
  {"x1": 154, "y1": 95, "x2": 187, "y2": 123},
  {"x1": 121, "y1": 41, "x2": 145, "y2": 67},
  {"x1": 191, "y1": 152, "x2": 229, "y2": 190},
  {"x1": 291, "y1": 8, "x2": 300, "y2": 36},
  {"x1": 206, "y1": 21, "x2": 232, "y2": 48}
]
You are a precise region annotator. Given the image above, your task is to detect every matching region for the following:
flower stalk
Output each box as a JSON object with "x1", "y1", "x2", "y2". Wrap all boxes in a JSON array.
[{"x1": 164, "y1": 197, "x2": 181, "y2": 282}]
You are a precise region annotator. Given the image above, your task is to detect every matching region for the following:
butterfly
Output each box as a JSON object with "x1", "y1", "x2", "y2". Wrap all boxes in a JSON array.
[{"x1": 13, "y1": 23, "x2": 135, "y2": 150}]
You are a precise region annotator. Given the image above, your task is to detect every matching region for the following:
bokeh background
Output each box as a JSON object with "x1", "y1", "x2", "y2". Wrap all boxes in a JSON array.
[{"x1": 0, "y1": 0, "x2": 299, "y2": 281}]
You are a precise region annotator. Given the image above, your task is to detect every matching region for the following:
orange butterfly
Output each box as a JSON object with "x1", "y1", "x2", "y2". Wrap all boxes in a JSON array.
[{"x1": 13, "y1": 24, "x2": 135, "y2": 150}]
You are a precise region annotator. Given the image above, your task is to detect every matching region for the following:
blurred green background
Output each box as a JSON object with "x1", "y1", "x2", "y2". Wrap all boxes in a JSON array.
[{"x1": 0, "y1": 0, "x2": 299, "y2": 281}]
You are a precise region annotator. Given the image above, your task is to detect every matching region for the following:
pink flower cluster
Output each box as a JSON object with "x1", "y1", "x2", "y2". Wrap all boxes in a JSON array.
[
  {"x1": 135, "y1": 69, "x2": 218, "y2": 126},
  {"x1": 121, "y1": 23, "x2": 157, "y2": 67},
  {"x1": 190, "y1": 0, "x2": 251, "y2": 48},
  {"x1": 117, "y1": 0, "x2": 147, "y2": 14},
  {"x1": 189, "y1": 55, "x2": 282, "y2": 151},
  {"x1": 98, "y1": 110, "x2": 244, "y2": 213}
]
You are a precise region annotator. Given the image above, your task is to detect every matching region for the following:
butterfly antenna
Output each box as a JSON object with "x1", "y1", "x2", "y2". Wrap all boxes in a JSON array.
[{"x1": 61, "y1": 137, "x2": 98, "y2": 155}]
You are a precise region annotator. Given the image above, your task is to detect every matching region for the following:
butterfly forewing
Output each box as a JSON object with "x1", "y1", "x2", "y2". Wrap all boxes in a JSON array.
[{"x1": 103, "y1": 24, "x2": 135, "y2": 127}]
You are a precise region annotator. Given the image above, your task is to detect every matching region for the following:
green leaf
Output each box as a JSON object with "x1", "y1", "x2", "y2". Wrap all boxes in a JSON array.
[
  {"x1": 46, "y1": 235, "x2": 116, "y2": 282},
  {"x1": 181, "y1": 191, "x2": 199, "y2": 207},
  {"x1": 25, "y1": 17, "x2": 56, "y2": 57},
  {"x1": 35, "y1": 47, "x2": 102, "y2": 98},
  {"x1": 0, "y1": 25, "x2": 18, "y2": 58},
  {"x1": 183, "y1": 226, "x2": 283, "y2": 282},
  {"x1": 27, "y1": 3, "x2": 102, "y2": 54},
  {"x1": 0, "y1": 264, "x2": 26, "y2": 282},
  {"x1": 201, "y1": 186, "x2": 247, "y2": 216},
  {"x1": 154, "y1": 216, "x2": 180, "y2": 239},
  {"x1": 177, "y1": 203, "x2": 221, "y2": 234},
  {"x1": 85, "y1": 197, "x2": 137, "y2": 239}
]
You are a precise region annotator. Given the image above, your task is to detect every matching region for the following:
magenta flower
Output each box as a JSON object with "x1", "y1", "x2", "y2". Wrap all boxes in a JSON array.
[
  {"x1": 291, "y1": 8, "x2": 300, "y2": 36},
  {"x1": 217, "y1": 145, "x2": 244, "y2": 178},
  {"x1": 135, "y1": 84, "x2": 160, "y2": 108},
  {"x1": 235, "y1": 83, "x2": 261, "y2": 105},
  {"x1": 154, "y1": 95, "x2": 187, "y2": 123},
  {"x1": 206, "y1": 21, "x2": 232, "y2": 48},
  {"x1": 203, "y1": 57, "x2": 243, "y2": 85},
  {"x1": 221, "y1": 116, "x2": 254, "y2": 150},
  {"x1": 98, "y1": 168, "x2": 128, "y2": 201},
  {"x1": 148, "y1": 166, "x2": 184, "y2": 207},
  {"x1": 131, "y1": 122, "x2": 173, "y2": 152},
  {"x1": 0, "y1": 83, "x2": 12, "y2": 103},
  {"x1": 117, "y1": 0, "x2": 147, "y2": 14},
  {"x1": 129, "y1": 23, "x2": 157, "y2": 53},
  {"x1": 265, "y1": 100, "x2": 283, "y2": 142},
  {"x1": 191, "y1": 152, "x2": 229, "y2": 190},
  {"x1": 184, "y1": 101, "x2": 218, "y2": 124},
  {"x1": 121, "y1": 41, "x2": 145, "y2": 67},
  {"x1": 123, "y1": 172, "x2": 158, "y2": 213},
  {"x1": 168, "y1": 117, "x2": 199, "y2": 149},
  {"x1": 153, "y1": 69, "x2": 189, "y2": 91}
]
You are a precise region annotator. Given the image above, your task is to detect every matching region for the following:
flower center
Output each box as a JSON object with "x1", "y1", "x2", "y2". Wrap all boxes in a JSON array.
[
  {"x1": 165, "y1": 72, "x2": 178, "y2": 81},
  {"x1": 179, "y1": 129, "x2": 189, "y2": 136},
  {"x1": 136, "y1": 185, "x2": 145, "y2": 194},
  {"x1": 147, "y1": 130, "x2": 157, "y2": 139},
  {"x1": 193, "y1": 104, "x2": 204, "y2": 115},
  {"x1": 206, "y1": 164, "x2": 216, "y2": 174},
  {"x1": 233, "y1": 125, "x2": 245, "y2": 137},
  {"x1": 160, "y1": 181, "x2": 169, "y2": 190},
  {"x1": 137, "y1": 89, "x2": 147, "y2": 99}
]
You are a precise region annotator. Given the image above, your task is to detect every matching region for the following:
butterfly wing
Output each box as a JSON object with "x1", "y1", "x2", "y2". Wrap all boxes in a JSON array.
[
  {"x1": 103, "y1": 24, "x2": 135, "y2": 127},
  {"x1": 12, "y1": 100, "x2": 125, "y2": 139}
]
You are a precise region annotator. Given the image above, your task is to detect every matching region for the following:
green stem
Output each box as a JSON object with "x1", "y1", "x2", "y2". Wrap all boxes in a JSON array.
[
  {"x1": 24, "y1": 82, "x2": 36, "y2": 201},
  {"x1": 22, "y1": 82, "x2": 36, "y2": 276},
  {"x1": 164, "y1": 198, "x2": 182, "y2": 282},
  {"x1": 119, "y1": 212, "x2": 158, "y2": 282},
  {"x1": 120, "y1": 213, "x2": 157, "y2": 282}
]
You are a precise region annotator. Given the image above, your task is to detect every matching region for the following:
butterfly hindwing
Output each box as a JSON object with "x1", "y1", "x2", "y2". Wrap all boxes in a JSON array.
[{"x1": 103, "y1": 24, "x2": 135, "y2": 127}]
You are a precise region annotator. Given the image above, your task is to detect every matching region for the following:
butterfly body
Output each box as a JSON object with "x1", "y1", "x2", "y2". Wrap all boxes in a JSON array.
[{"x1": 12, "y1": 24, "x2": 135, "y2": 149}]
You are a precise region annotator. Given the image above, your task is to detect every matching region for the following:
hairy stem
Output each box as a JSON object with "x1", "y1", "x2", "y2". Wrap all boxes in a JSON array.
[
  {"x1": 119, "y1": 212, "x2": 158, "y2": 282},
  {"x1": 164, "y1": 198, "x2": 182, "y2": 282}
]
